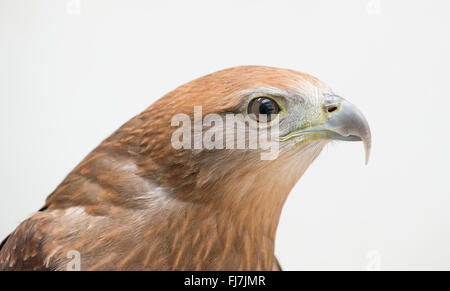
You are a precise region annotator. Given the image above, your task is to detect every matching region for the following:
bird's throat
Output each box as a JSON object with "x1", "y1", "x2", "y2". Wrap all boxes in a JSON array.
[{"x1": 155, "y1": 143, "x2": 325, "y2": 270}]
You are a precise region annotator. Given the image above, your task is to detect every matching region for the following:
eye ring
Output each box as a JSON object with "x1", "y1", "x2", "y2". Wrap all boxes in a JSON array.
[{"x1": 247, "y1": 96, "x2": 283, "y2": 123}]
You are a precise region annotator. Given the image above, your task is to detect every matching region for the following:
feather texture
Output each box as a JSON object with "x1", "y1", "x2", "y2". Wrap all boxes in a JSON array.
[{"x1": 0, "y1": 66, "x2": 330, "y2": 270}]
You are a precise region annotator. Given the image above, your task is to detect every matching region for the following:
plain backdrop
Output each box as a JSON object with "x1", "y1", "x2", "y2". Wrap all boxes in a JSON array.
[{"x1": 1, "y1": 0, "x2": 449, "y2": 270}]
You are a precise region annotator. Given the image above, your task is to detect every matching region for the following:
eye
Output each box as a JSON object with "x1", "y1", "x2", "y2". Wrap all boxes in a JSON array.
[{"x1": 247, "y1": 97, "x2": 281, "y2": 122}]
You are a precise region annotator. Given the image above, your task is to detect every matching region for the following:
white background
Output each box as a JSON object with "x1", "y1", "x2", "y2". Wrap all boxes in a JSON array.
[{"x1": 1, "y1": 0, "x2": 449, "y2": 270}]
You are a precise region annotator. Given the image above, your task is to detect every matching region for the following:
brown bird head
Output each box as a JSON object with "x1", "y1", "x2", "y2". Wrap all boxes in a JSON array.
[
  {"x1": 36, "y1": 65, "x2": 371, "y2": 270},
  {"x1": 112, "y1": 66, "x2": 371, "y2": 201}
]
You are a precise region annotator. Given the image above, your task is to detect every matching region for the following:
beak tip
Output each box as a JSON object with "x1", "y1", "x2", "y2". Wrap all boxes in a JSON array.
[{"x1": 363, "y1": 138, "x2": 371, "y2": 165}]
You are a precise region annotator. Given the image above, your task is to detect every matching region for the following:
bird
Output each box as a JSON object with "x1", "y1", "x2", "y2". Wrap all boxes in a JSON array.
[{"x1": 0, "y1": 66, "x2": 371, "y2": 271}]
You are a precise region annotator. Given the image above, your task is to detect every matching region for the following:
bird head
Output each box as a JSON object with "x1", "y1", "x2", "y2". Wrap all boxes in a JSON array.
[
  {"x1": 124, "y1": 66, "x2": 371, "y2": 203},
  {"x1": 40, "y1": 65, "x2": 372, "y2": 270}
]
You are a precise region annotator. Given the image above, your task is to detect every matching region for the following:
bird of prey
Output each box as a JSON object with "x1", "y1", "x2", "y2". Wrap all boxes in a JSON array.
[{"x1": 0, "y1": 66, "x2": 371, "y2": 270}]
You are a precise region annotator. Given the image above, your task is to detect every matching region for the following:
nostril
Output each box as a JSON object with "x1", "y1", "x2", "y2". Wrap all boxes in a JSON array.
[{"x1": 327, "y1": 105, "x2": 338, "y2": 113}]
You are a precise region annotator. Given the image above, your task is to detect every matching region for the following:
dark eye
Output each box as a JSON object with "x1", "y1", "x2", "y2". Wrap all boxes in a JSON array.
[{"x1": 247, "y1": 97, "x2": 281, "y2": 122}]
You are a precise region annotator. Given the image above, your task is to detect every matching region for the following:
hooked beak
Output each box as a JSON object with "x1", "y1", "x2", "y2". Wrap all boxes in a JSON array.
[{"x1": 279, "y1": 95, "x2": 372, "y2": 164}]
